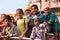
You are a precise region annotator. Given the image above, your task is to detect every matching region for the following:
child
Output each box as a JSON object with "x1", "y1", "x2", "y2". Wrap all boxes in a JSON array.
[
  {"x1": 16, "y1": 9, "x2": 28, "y2": 40},
  {"x1": 1, "y1": 15, "x2": 20, "y2": 39},
  {"x1": 30, "y1": 16, "x2": 47, "y2": 40}
]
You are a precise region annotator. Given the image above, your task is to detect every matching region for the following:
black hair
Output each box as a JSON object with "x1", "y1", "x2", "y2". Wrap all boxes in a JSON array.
[
  {"x1": 33, "y1": 18, "x2": 40, "y2": 24},
  {"x1": 4, "y1": 15, "x2": 11, "y2": 21},
  {"x1": 11, "y1": 16, "x2": 14, "y2": 20},
  {"x1": 3, "y1": 15, "x2": 12, "y2": 28},
  {"x1": 16, "y1": 8, "x2": 24, "y2": 14},
  {"x1": 31, "y1": 4, "x2": 38, "y2": 10}
]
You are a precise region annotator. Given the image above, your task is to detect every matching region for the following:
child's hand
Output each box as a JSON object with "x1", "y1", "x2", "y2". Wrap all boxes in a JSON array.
[
  {"x1": 6, "y1": 35, "x2": 9, "y2": 38},
  {"x1": 8, "y1": 34, "x2": 12, "y2": 37},
  {"x1": 19, "y1": 35, "x2": 23, "y2": 40}
]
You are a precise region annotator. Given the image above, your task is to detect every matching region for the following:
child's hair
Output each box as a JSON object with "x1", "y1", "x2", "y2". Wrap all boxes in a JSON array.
[
  {"x1": 11, "y1": 16, "x2": 14, "y2": 20},
  {"x1": 33, "y1": 17, "x2": 40, "y2": 24},
  {"x1": 4, "y1": 15, "x2": 11, "y2": 22},
  {"x1": 16, "y1": 8, "x2": 24, "y2": 14},
  {"x1": 4, "y1": 15, "x2": 11, "y2": 27}
]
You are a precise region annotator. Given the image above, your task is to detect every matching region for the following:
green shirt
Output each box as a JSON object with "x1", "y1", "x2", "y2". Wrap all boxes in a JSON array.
[
  {"x1": 57, "y1": 23, "x2": 60, "y2": 33},
  {"x1": 45, "y1": 12, "x2": 57, "y2": 33}
]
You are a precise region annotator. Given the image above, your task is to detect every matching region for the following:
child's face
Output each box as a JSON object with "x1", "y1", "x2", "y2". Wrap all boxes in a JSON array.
[
  {"x1": 17, "y1": 13, "x2": 22, "y2": 19},
  {"x1": 11, "y1": 19, "x2": 14, "y2": 23},
  {"x1": 34, "y1": 18, "x2": 39, "y2": 26},
  {"x1": 1, "y1": 15, "x2": 5, "y2": 21},
  {"x1": 4, "y1": 19, "x2": 9, "y2": 26}
]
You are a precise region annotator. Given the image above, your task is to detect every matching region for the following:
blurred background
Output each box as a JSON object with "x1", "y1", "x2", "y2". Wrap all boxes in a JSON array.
[{"x1": 0, "y1": 0, "x2": 60, "y2": 22}]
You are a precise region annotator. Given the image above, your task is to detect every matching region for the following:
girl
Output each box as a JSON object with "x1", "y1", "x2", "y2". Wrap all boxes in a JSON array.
[
  {"x1": 30, "y1": 16, "x2": 47, "y2": 40},
  {"x1": 16, "y1": 9, "x2": 28, "y2": 40},
  {"x1": 1, "y1": 15, "x2": 20, "y2": 40}
]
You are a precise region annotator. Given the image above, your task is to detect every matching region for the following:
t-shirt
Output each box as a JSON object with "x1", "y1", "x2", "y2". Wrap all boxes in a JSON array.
[{"x1": 17, "y1": 18, "x2": 28, "y2": 34}]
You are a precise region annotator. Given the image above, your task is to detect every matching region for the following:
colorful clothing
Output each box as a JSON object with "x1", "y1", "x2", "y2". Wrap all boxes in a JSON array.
[
  {"x1": 48, "y1": 12, "x2": 57, "y2": 33},
  {"x1": 2, "y1": 23, "x2": 20, "y2": 37},
  {"x1": 41, "y1": 12, "x2": 57, "y2": 33},
  {"x1": 27, "y1": 13, "x2": 46, "y2": 37},
  {"x1": 30, "y1": 26, "x2": 47, "y2": 39},
  {"x1": 17, "y1": 18, "x2": 28, "y2": 34}
]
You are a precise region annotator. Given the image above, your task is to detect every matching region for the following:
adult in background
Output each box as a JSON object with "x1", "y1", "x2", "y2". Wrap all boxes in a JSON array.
[
  {"x1": 24, "y1": 6, "x2": 33, "y2": 37},
  {"x1": 43, "y1": 7, "x2": 57, "y2": 33},
  {"x1": 24, "y1": 6, "x2": 32, "y2": 19},
  {"x1": 39, "y1": 7, "x2": 58, "y2": 40}
]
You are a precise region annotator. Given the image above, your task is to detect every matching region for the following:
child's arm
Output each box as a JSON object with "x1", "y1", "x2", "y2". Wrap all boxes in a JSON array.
[{"x1": 30, "y1": 38, "x2": 34, "y2": 40}]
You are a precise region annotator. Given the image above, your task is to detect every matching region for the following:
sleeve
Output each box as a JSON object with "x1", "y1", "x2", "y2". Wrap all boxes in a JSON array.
[
  {"x1": 49, "y1": 13, "x2": 57, "y2": 23},
  {"x1": 39, "y1": 14, "x2": 47, "y2": 23},
  {"x1": 30, "y1": 28, "x2": 36, "y2": 38},
  {"x1": 25, "y1": 18, "x2": 28, "y2": 23}
]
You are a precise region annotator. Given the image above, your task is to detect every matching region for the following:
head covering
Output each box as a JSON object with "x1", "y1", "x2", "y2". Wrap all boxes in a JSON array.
[{"x1": 24, "y1": 6, "x2": 31, "y2": 12}]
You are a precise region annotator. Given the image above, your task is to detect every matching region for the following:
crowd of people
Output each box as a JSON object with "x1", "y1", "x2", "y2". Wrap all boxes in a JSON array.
[{"x1": 0, "y1": 5, "x2": 60, "y2": 40}]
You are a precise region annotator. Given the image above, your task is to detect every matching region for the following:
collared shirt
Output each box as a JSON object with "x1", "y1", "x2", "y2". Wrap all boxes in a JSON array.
[{"x1": 30, "y1": 26, "x2": 47, "y2": 39}]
